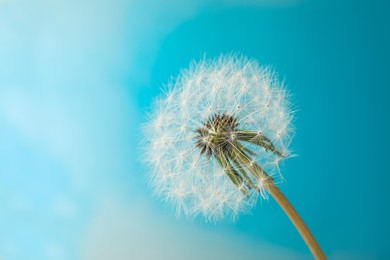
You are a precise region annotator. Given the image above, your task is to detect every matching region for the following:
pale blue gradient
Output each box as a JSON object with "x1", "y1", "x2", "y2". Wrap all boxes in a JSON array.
[{"x1": 1, "y1": 0, "x2": 389, "y2": 259}]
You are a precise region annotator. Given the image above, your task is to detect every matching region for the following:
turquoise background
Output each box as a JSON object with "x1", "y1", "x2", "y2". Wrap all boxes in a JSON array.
[{"x1": 1, "y1": 0, "x2": 389, "y2": 259}]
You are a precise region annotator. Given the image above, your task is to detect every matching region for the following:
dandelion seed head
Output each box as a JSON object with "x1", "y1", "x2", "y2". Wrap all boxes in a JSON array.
[{"x1": 143, "y1": 54, "x2": 295, "y2": 222}]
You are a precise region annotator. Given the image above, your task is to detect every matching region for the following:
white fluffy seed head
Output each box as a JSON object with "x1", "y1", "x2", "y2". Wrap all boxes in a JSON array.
[{"x1": 142, "y1": 54, "x2": 295, "y2": 222}]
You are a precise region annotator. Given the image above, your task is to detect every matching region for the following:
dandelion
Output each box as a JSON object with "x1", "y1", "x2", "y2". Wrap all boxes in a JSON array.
[{"x1": 143, "y1": 54, "x2": 325, "y2": 259}]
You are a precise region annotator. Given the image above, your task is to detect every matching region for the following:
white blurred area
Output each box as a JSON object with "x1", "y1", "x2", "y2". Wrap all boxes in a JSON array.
[
  {"x1": 81, "y1": 197, "x2": 307, "y2": 260},
  {"x1": 0, "y1": 0, "x2": 305, "y2": 259}
]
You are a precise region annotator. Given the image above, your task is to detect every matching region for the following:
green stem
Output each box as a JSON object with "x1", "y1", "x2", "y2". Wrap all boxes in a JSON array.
[
  {"x1": 215, "y1": 151, "x2": 248, "y2": 195},
  {"x1": 236, "y1": 130, "x2": 284, "y2": 157}
]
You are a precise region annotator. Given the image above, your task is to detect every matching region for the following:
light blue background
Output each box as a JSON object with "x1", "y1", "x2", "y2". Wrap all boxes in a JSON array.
[{"x1": 1, "y1": 0, "x2": 389, "y2": 259}]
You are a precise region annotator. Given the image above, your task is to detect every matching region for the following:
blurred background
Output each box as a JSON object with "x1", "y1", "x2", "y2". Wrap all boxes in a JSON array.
[{"x1": 1, "y1": 0, "x2": 389, "y2": 259}]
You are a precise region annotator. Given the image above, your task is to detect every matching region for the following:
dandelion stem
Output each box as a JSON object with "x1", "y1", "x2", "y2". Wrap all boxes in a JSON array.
[{"x1": 265, "y1": 180, "x2": 326, "y2": 260}]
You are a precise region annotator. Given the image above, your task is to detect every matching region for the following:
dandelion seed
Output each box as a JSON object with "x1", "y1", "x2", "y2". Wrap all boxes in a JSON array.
[
  {"x1": 142, "y1": 54, "x2": 325, "y2": 259},
  {"x1": 143, "y1": 54, "x2": 292, "y2": 219}
]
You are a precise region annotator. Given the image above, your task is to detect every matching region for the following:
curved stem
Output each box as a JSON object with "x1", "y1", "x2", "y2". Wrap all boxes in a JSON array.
[{"x1": 266, "y1": 181, "x2": 326, "y2": 260}]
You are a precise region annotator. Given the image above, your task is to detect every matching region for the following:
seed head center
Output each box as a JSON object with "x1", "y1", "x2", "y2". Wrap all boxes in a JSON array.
[
  {"x1": 195, "y1": 113, "x2": 238, "y2": 159},
  {"x1": 194, "y1": 113, "x2": 283, "y2": 195}
]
